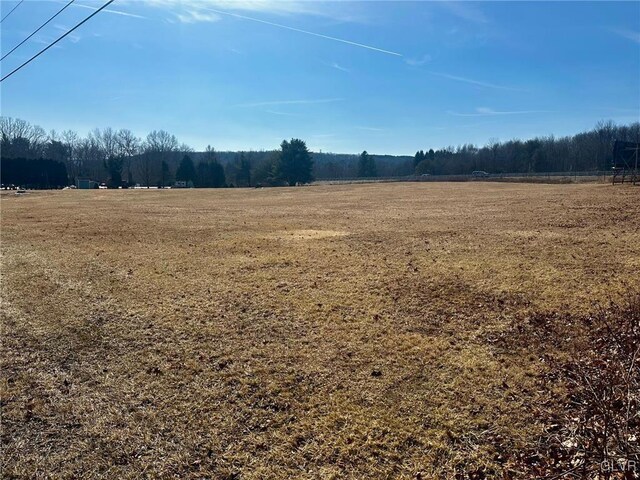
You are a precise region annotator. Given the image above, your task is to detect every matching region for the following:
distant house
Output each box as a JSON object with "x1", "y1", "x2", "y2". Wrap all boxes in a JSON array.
[{"x1": 76, "y1": 178, "x2": 98, "y2": 189}]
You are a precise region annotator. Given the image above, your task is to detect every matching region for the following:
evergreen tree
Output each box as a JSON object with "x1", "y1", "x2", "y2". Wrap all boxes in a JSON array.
[
  {"x1": 176, "y1": 154, "x2": 196, "y2": 184},
  {"x1": 358, "y1": 150, "x2": 377, "y2": 177},
  {"x1": 104, "y1": 156, "x2": 123, "y2": 188},
  {"x1": 252, "y1": 153, "x2": 278, "y2": 186},
  {"x1": 415, "y1": 159, "x2": 431, "y2": 175},
  {"x1": 160, "y1": 160, "x2": 170, "y2": 187},
  {"x1": 196, "y1": 160, "x2": 226, "y2": 187},
  {"x1": 195, "y1": 146, "x2": 225, "y2": 187},
  {"x1": 0, "y1": 157, "x2": 68, "y2": 188},
  {"x1": 196, "y1": 162, "x2": 208, "y2": 187},
  {"x1": 237, "y1": 153, "x2": 251, "y2": 186},
  {"x1": 210, "y1": 161, "x2": 226, "y2": 187},
  {"x1": 227, "y1": 153, "x2": 252, "y2": 187},
  {"x1": 275, "y1": 138, "x2": 313, "y2": 185}
]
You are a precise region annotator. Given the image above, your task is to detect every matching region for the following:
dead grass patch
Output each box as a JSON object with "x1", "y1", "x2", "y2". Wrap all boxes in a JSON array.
[
  {"x1": 268, "y1": 229, "x2": 349, "y2": 241},
  {"x1": 1, "y1": 183, "x2": 638, "y2": 478}
]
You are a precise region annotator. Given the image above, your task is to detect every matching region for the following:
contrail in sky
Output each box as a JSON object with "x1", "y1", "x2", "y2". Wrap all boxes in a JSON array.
[
  {"x1": 429, "y1": 72, "x2": 525, "y2": 91},
  {"x1": 71, "y1": 2, "x2": 146, "y2": 18},
  {"x1": 236, "y1": 98, "x2": 343, "y2": 107},
  {"x1": 202, "y1": 6, "x2": 403, "y2": 57}
]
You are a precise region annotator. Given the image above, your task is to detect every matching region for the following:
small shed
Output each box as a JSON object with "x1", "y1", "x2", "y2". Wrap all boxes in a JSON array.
[{"x1": 76, "y1": 178, "x2": 97, "y2": 189}]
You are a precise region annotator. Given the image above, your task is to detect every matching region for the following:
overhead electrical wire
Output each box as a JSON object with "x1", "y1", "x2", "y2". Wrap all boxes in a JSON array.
[
  {"x1": 1, "y1": 0, "x2": 76, "y2": 61},
  {"x1": 1, "y1": 0, "x2": 24, "y2": 23},
  {"x1": 1, "y1": 0, "x2": 115, "y2": 83}
]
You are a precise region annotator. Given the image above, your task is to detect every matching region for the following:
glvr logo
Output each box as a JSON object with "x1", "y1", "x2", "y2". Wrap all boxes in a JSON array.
[{"x1": 600, "y1": 459, "x2": 637, "y2": 473}]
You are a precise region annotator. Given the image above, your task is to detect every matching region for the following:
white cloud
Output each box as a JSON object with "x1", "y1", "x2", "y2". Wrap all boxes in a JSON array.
[
  {"x1": 145, "y1": 0, "x2": 315, "y2": 15},
  {"x1": 193, "y1": 1, "x2": 326, "y2": 16},
  {"x1": 438, "y1": 2, "x2": 488, "y2": 24},
  {"x1": 405, "y1": 54, "x2": 432, "y2": 67},
  {"x1": 610, "y1": 27, "x2": 640, "y2": 44},
  {"x1": 430, "y1": 71, "x2": 524, "y2": 91},
  {"x1": 448, "y1": 107, "x2": 552, "y2": 117},
  {"x1": 356, "y1": 126, "x2": 385, "y2": 132},
  {"x1": 72, "y1": 2, "x2": 146, "y2": 19},
  {"x1": 53, "y1": 24, "x2": 81, "y2": 43},
  {"x1": 176, "y1": 9, "x2": 221, "y2": 23},
  {"x1": 265, "y1": 110, "x2": 302, "y2": 116},
  {"x1": 138, "y1": 1, "x2": 391, "y2": 55},
  {"x1": 199, "y1": 7, "x2": 402, "y2": 56},
  {"x1": 328, "y1": 62, "x2": 349, "y2": 73},
  {"x1": 143, "y1": 0, "x2": 350, "y2": 23},
  {"x1": 236, "y1": 98, "x2": 344, "y2": 107}
]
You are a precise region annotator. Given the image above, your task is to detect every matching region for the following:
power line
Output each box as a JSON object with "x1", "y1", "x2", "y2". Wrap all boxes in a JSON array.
[
  {"x1": 1, "y1": 0, "x2": 24, "y2": 23},
  {"x1": 2, "y1": 0, "x2": 76, "y2": 61},
  {"x1": 1, "y1": 0, "x2": 114, "y2": 83}
]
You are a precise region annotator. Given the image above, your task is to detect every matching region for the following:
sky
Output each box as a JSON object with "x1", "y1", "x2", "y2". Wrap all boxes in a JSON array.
[{"x1": 1, "y1": 0, "x2": 639, "y2": 154}]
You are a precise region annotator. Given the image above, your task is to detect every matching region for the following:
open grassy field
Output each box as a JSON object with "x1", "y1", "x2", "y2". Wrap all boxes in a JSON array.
[{"x1": 2, "y1": 183, "x2": 639, "y2": 479}]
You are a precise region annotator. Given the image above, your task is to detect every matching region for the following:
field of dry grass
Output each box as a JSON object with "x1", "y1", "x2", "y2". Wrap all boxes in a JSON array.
[{"x1": 1, "y1": 182, "x2": 639, "y2": 479}]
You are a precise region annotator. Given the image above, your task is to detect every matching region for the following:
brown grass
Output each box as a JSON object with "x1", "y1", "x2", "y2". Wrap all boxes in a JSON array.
[
  {"x1": 1, "y1": 183, "x2": 639, "y2": 479},
  {"x1": 502, "y1": 293, "x2": 640, "y2": 478}
]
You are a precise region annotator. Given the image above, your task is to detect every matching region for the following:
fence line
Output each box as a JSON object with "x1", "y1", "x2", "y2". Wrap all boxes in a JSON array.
[{"x1": 313, "y1": 171, "x2": 612, "y2": 185}]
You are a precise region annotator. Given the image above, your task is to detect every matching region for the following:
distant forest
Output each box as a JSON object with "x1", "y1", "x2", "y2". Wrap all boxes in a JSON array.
[{"x1": 1, "y1": 116, "x2": 638, "y2": 188}]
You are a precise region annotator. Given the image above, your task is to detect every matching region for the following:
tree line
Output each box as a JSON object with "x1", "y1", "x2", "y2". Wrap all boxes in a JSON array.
[
  {"x1": 0, "y1": 117, "x2": 314, "y2": 188},
  {"x1": 412, "y1": 120, "x2": 640, "y2": 175},
  {"x1": 1, "y1": 157, "x2": 68, "y2": 189},
  {"x1": 1, "y1": 116, "x2": 638, "y2": 188}
]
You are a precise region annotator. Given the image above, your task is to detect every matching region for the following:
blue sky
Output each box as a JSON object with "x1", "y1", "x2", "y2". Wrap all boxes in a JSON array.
[{"x1": 1, "y1": 0, "x2": 639, "y2": 154}]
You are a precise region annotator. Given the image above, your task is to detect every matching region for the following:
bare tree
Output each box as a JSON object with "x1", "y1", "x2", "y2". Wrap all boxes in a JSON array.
[
  {"x1": 138, "y1": 146, "x2": 155, "y2": 188},
  {"x1": 143, "y1": 130, "x2": 179, "y2": 187},
  {"x1": 0, "y1": 117, "x2": 31, "y2": 140},
  {"x1": 61, "y1": 130, "x2": 80, "y2": 180},
  {"x1": 76, "y1": 134, "x2": 104, "y2": 180},
  {"x1": 0, "y1": 117, "x2": 47, "y2": 157},
  {"x1": 116, "y1": 129, "x2": 140, "y2": 184},
  {"x1": 95, "y1": 128, "x2": 119, "y2": 161}
]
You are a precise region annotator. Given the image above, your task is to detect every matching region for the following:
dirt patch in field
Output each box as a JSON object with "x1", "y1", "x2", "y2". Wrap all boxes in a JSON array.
[{"x1": 270, "y1": 229, "x2": 349, "y2": 240}]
